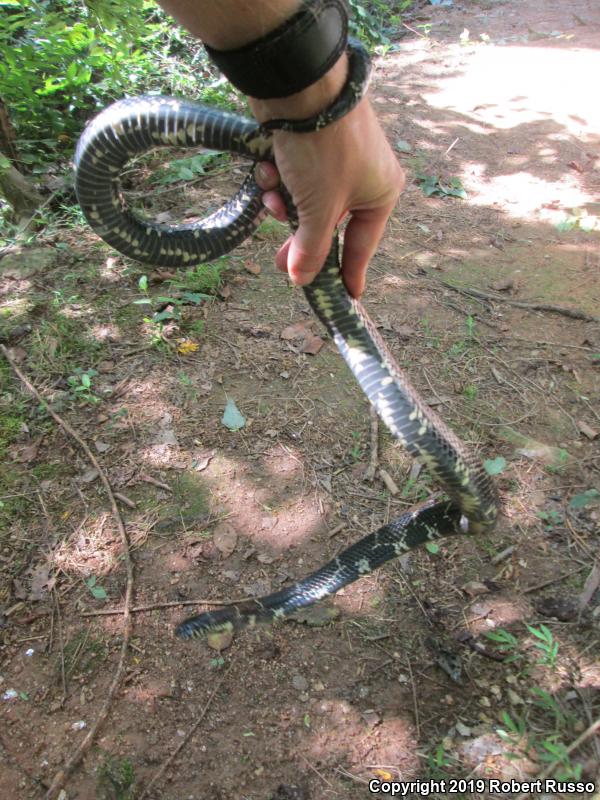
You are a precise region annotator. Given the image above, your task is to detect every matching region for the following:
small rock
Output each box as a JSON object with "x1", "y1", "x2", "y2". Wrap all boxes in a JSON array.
[
  {"x1": 491, "y1": 277, "x2": 514, "y2": 292},
  {"x1": 462, "y1": 580, "x2": 490, "y2": 597},
  {"x1": 292, "y1": 674, "x2": 308, "y2": 692},
  {"x1": 507, "y1": 689, "x2": 524, "y2": 705},
  {"x1": 361, "y1": 709, "x2": 381, "y2": 727}
]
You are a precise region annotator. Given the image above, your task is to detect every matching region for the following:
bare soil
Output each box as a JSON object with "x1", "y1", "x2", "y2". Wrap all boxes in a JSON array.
[{"x1": 1, "y1": 1, "x2": 599, "y2": 799}]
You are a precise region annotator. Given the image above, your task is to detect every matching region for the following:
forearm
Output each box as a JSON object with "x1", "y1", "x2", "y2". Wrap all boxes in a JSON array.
[
  {"x1": 156, "y1": 0, "x2": 302, "y2": 49},
  {"x1": 156, "y1": 0, "x2": 348, "y2": 118}
]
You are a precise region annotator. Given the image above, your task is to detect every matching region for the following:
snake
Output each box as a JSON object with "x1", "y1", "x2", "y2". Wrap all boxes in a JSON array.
[{"x1": 74, "y1": 51, "x2": 498, "y2": 641}]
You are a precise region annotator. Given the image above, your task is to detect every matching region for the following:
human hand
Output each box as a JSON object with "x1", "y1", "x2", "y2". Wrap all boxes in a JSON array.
[{"x1": 253, "y1": 98, "x2": 404, "y2": 298}]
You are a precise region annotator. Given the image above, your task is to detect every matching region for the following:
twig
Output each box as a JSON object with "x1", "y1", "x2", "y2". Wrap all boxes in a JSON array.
[
  {"x1": 405, "y1": 656, "x2": 420, "y2": 737},
  {"x1": 298, "y1": 752, "x2": 336, "y2": 790},
  {"x1": 0, "y1": 344, "x2": 135, "y2": 800},
  {"x1": 139, "y1": 473, "x2": 172, "y2": 492},
  {"x1": 402, "y1": 22, "x2": 429, "y2": 39},
  {"x1": 578, "y1": 562, "x2": 600, "y2": 612},
  {"x1": 491, "y1": 545, "x2": 515, "y2": 565},
  {"x1": 522, "y1": 566, "x2": 585, "y2": 594},
  {"x1": 334, "y1": 765, "x2": 370, "y2": 786},
  {"x1": 137, "y1": 661, "x2": 234, "y2": 800},
  {"x1": 515, "y1": 717, "x2": 600, "y2": 800},
  {"x1": 114, "y1": 491, "x2": 137, "y2": 509},
  {"x1": 53, "y1": 587, "x2": 67, "y2": 706},
  {"x1": 444, "y1": 137, "x2": 459, "y2": 156},
  {"x1": 440, "y1": 281, "x2": 600, "y2": 323},
  {"x1": 82, "y1": 597, "x2": 236, "y2": 617},
  {"x1": 363, "y1": 406, "x2": 379, "y2": 482},
  {"x1": 379, "y1": 468, "x2": 399, "y2": 495}
]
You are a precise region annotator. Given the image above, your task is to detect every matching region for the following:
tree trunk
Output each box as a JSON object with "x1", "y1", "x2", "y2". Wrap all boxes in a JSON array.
[
  {"x1": 0, "y1": 161, "x2": 42, "y2": 223},
  {"x1": 0, "y1": 98, "x2": 42, "y2": 224}
]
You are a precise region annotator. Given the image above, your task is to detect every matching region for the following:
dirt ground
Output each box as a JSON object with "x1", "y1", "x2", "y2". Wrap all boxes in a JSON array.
[{"x1": 1, "y1": 1, "x2": 599, "y2": 798}]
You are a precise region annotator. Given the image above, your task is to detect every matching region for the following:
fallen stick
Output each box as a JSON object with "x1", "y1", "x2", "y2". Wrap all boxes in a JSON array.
[
  {"x1": 0, "y1": 344, "x2": 135, "y2": 800},
  {"x1": 440, "y1": 281, "x2": 600, "y2": 323}
]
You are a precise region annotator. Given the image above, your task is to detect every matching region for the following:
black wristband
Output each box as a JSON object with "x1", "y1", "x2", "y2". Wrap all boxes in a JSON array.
[{"x1": 204, "y1": 0, "x2": 349, "y2": 100}]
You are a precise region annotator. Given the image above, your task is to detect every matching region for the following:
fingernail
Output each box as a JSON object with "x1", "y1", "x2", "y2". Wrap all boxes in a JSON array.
[{"x1": 255, "y1": 163, "x2": 269, "y2": 183}]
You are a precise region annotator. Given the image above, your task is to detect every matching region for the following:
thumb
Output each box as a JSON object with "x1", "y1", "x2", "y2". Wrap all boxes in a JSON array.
[{"x1": 286, "y1": 218, "x2": 335, "y2": 286}]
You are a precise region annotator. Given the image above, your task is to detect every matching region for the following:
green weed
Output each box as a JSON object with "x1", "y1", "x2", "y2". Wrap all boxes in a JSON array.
[
  {"x1": 97, "y1": 756, "x2": 136, "y2": 800},
  {"x1": 526, "y1": 624, "x2": 559, "y2": 668},
  {"x1": 536, "y1": 509, "x2": 562, "y2": 531},
  {"x1": 152, "y1": 151, "x2": 230, "y2": 184},
  {"x1": 484, "y1": 628, "x2": 522, "y2": 663},
  {"x1": 350, "y1": 431, "x2": 362, "y2": 460},
  {"x1": 416, "y1": 174, "x2": 468, "y2": 199},
  {"x1": 463, "y1": 384, "x2": 478, "y2": 401},
  {"x1": 67, "y1": 367, "x2": 100, "y2": 404}
]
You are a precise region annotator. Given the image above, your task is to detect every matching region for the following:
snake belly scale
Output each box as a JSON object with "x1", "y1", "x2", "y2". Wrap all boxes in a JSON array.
[{"x1": 74, "y1": 94, "x2": 498, "y2": 640}]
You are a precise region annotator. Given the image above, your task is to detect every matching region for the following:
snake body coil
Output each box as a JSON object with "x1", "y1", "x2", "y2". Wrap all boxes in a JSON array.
[{"x1": 74, "y1": 94, "x2": 498, "y2": 640}]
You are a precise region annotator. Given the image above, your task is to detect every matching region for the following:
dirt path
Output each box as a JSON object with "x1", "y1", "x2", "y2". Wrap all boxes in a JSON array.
[{"x1": 1, "y1": 2, "x2": 599, "y2": 799}]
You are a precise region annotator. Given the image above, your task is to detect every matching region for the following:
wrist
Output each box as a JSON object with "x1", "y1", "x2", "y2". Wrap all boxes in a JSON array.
[{"x1": 249, "y1": 51, "x2": 349, "y2": 124}]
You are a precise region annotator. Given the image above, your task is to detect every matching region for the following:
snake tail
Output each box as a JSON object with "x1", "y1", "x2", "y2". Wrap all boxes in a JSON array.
[{"x1": 176, "y1": 501, "x2": 463, "y2": 638}]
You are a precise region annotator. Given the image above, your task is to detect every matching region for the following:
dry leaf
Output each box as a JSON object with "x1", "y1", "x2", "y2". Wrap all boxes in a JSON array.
[
  {"x1": 29, "y1": 563, "x2": 55, "y2": 601},
  {"x1": 393, "y1": 323, "x2": 414, "y2": 339},
  {"x1": 301, "y1": 334, "x2": 324, "y2": 355},
  {"x1": 373, "y1": 769, "x2": 394, "y2": 781},
  {"x1": 79, "y1": 468, "x2": 99, "y2": 483},
  {"x1": 462, "y1": 580, "x2": 490, "y2": 598},
  {"x1": 243, "y1": 260, "x2": 261, "y2": 275},
  {"x1": 177, "y1": 340, "x2": 200, "y2": 355},
  {"x1": 194, "y1": 450, "x2": 214, "y2": 471},
  {"x1": 280, "y1": 321, "x2": 311, "y2": 340},
  {"x1": 13, "y1": 438, "x2": 42, "y2": 463},
  {"x1": 7, "y1": 346, "x2": 27, "y2": 362},
  {"x1": 213, "y1": 523, "x2": 238, "y2": 558}
]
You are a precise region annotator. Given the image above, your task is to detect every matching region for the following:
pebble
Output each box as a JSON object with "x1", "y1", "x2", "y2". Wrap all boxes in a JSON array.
[
  {"x1": 507, "y1": 688, "x2": 524, "y2": 705},
  {"x1": 292, "y1": 674, "x2": 308, "y2": 692}
]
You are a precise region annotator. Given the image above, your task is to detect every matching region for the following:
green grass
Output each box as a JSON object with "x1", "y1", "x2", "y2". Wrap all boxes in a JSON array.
[
  {"x1": 422, "y1": 623, "x2": 595, "y2": 788},
  {"x1": 97, "y1": 756, "x2": 136, "y2": 800},
  {"x1": 29, "y1": 314, "x2": 101, "y2": 377}
]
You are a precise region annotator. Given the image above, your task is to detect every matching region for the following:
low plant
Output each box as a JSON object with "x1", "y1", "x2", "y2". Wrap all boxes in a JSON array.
[{"x1": 67, "y1": 367, "x2": 100, "y2": 404}]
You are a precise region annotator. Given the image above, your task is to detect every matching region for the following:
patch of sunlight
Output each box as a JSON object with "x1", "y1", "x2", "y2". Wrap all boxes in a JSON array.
[
  {"x1": 465, "y1": 166, "x2": 595, "y2": 221},
  {"x1": 99, "y1": 255, "x2": 125, "y2": 282},
  {"x1": 423, "y1": 44, "x2": 600, "y2": 138},
  {"x1": 199, "y1": 451, "x2": 319, "y2": 549},
  {"x1": 58, "y1": 301, "x2": 95, "y2": 319},
  {"x1": 53, "y1": 511, "x2": 120, "y2": 576},
  {"x1": 0, "y1": 296, "x2": 34, "y2": 319},
  {"x1": 91, "y1": 322, "x2": 122, "y2": 342}
]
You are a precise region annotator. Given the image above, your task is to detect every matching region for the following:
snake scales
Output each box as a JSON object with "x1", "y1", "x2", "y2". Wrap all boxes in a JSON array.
[{"x1": 74, "y1": 85, "x2": 498, "y2": 641}]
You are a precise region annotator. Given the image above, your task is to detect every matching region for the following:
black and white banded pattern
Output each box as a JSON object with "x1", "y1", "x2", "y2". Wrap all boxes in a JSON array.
[{"x1": 74, "y1": 86, "x2": 499, "y2": 641}]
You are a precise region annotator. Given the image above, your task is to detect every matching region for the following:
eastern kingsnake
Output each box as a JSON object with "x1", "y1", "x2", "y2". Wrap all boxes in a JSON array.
[{"x1": 74, "y1": 54, "x2": 498, "y2": 640}]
